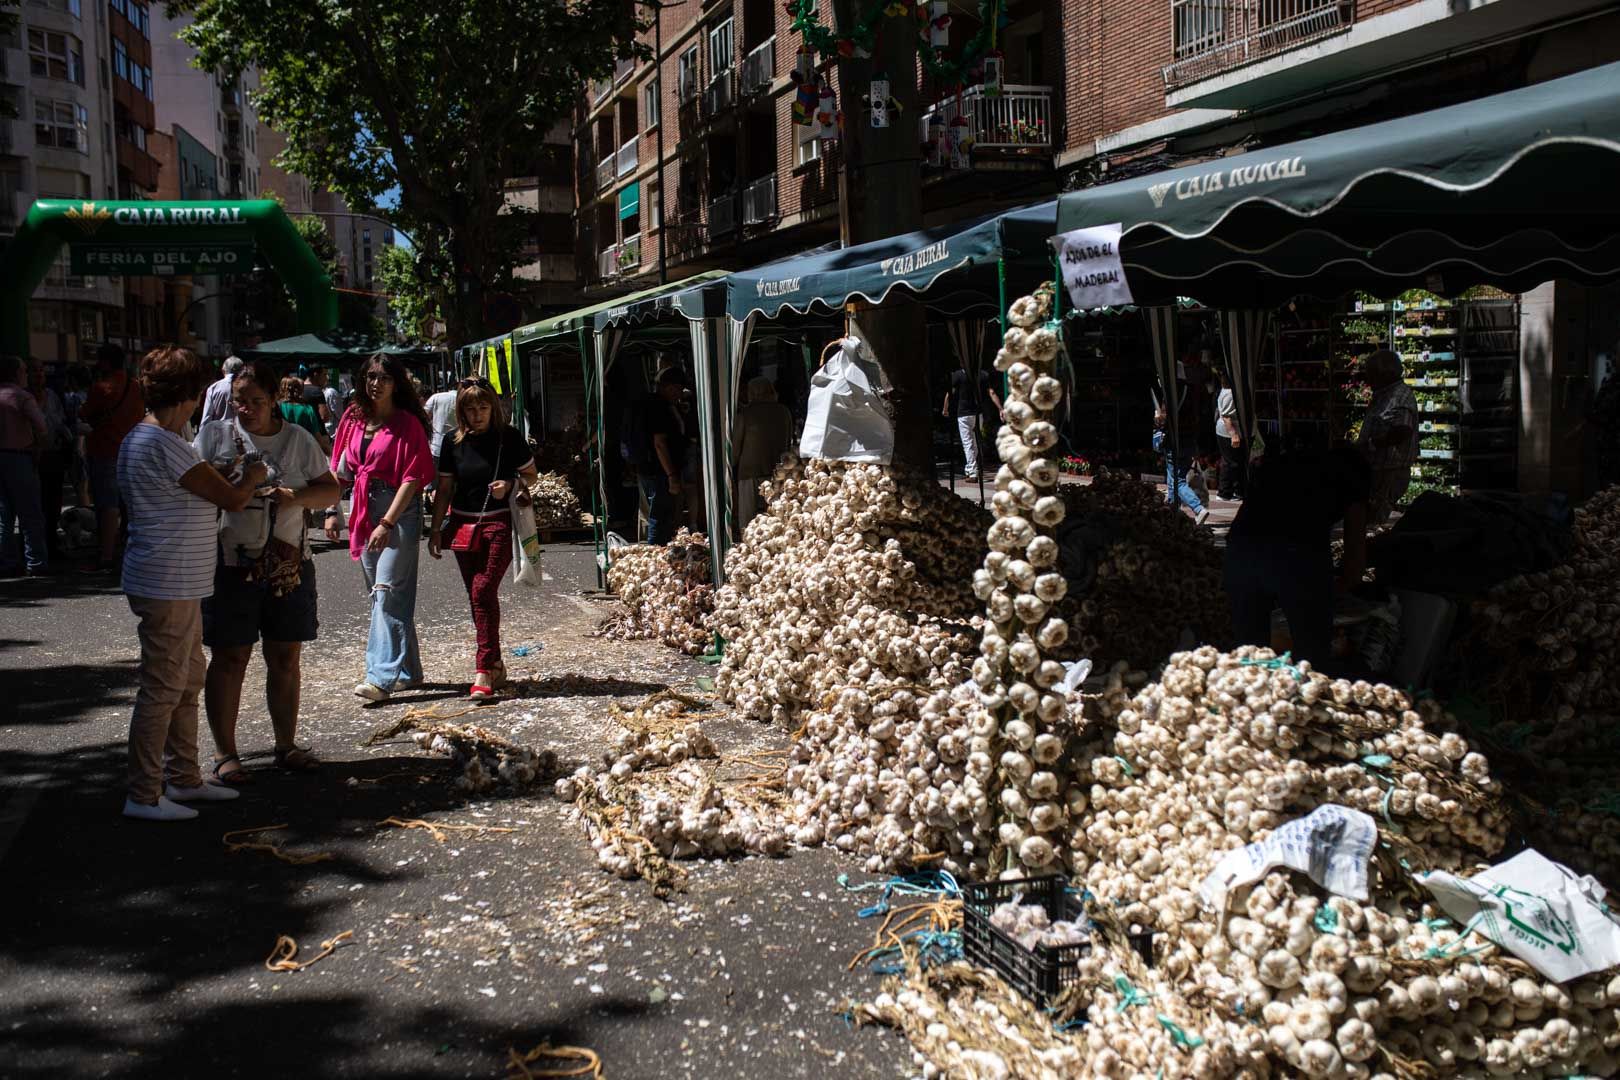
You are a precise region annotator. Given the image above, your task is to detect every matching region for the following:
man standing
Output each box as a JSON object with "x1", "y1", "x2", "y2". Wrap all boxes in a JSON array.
[
  {"x1": 0, "y1": 354, "x2": 50, "y2": 576},
  {"x1": 942, "y1": 357, "x2": 1002, "y2": 481},
  {"x1": 635, "y1": 369, "x2": 689, "y2": 544},
  {"x1": 201, "y1": 355, "x2": 243, "y2": 426},
  {"x1": 1214, "y1": 369, "x2": 1244, "y2": 500},
  {"x1": 1356, "y1": 349, "x2": 1418, "y2": 524},
  {"x1": 80, "y1": 343, "x2": 144, "y2": 574},
  {"x1": 424, "y1": 381, "x2": 459, "y2": 462},
  {"x1": 306, "y1": 366, "x2": 343, "y2": 436}
]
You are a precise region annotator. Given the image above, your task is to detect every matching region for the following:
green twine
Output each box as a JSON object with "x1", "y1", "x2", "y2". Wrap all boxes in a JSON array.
[
  {"x1": 1237, "y1": 651, "x2": 1306, "y2": 683},
  {"x1": 1156, "y1": 1014, "x2": 1205, "y2": 1049},
  {"x1": 1360, "y1": 754, "x2": 1393, "y2": 769},
  {"x1": 1313, "y1": 906, "x2": 1339, "y2": 933},
  {"x1": 1112, "y1": 975, "x2": 1152, "y2": 1012},
  {"x1": 1113, "y1": 755, "x2": 1135, "y2": 778}
]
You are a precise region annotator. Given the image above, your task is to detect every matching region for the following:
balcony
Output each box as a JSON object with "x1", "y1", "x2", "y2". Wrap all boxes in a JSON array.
[
  {"x1": 702, "y1": 69, "x2": 735, "y2": 119},
  {"x1": 616, "y1": 135, "x2": 638, "y2": 179},
  {"x1": 615, "y1": 56, "x2": 637, "y2": 84},
  {"x1": 1162, "y1": 0, "x2": 1352, "y2": 89},
  {"x1": 708, "y1": 192, "x2": 736, "y2": 239},
  {"x1": 592, "y1": 78, "x2": 612, "y2": 105},
  {"x1": 596, "y1": 154, "x2": 615, "y2": 191},
  {"x1": 741, "y1": 174, "x2": 776, "y2": 226},
  {"x1": 597, "y1": 235, "x2": 642, "y2": 279},
  {"x1": 220, "y1": 87, "x2": 242, "y2": 114},
  {"x1": 923, "y1": 84, "x2": 1053, "y2": 163},
  {"x1": 740, "y1": 37, "x2": 775, "y2": 97}
]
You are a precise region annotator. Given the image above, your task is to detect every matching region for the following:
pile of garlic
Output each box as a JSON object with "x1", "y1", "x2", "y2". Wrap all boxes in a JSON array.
[
  {"x1": 599, "y1": 528, "x2": 714, "y2": 655},
  {"x1": 989, "y1": 899, "x2": 1090, "y2": 951},
  {"x1": 526, "y1": 470, "x2": 585, "y2": 531},
  {"x1": 409, "y1": 723, "x2": 558, "y2": 793},
  {"x1": 1050, "y1": 469, "x2": 1231, "y2": 667}
]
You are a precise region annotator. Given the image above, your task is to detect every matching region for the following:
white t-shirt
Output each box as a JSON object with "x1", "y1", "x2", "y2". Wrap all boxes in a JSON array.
[
  {"x1": 194, "y1": 417, "x2": 329, "y2": 567},
  {"x1": 426, "y1": 390, "x2": 458, "y2": 457},
  {"x1": 118, "y1": 423, "x2": 216, "y2": 600},
  {"x1": 1215, "y1": 387, "x2": 1237, "y2": 439}
]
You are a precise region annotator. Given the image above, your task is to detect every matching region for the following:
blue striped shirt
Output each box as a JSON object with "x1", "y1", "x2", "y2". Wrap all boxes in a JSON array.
[{"x1": 118, "y1": 423, "x2": 217, "y2": 600}]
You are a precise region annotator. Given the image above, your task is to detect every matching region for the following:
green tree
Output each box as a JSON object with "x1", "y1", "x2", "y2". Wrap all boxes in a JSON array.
[
  {"x1": 174, "y1": 0, "x2": 645, "y2": 345},
  {"x1": 376, "y1": 242, "x2": 440, "y2": 343}
]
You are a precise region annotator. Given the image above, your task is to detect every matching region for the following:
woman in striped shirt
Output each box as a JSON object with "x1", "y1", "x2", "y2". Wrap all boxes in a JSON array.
[{"x1": 118, "y1": 346, "x2": 267, "y2": 822}]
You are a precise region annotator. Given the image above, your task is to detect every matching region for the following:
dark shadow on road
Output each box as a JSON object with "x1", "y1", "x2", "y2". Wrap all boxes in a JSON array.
[
  {"x1": 514, "y1": 675, "x2": 669, "y2": 698},
  {"x1": 0, "y1": 660, "x2": 139, "y2": 726}
]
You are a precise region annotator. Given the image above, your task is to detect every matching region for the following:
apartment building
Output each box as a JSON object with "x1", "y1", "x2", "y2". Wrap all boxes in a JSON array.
[
  {"x1": 575, "y1": 0, "x2": 1062, "y2": 293},
  {"x1": 151, "y1": 7, "x2": 260, "y2": 199},
  {"x1": 1057, "y1": 0, "x2": 1620, "y2": 181},
  {"x1": 313, "y1": 187, "x2": 394, "y2": 326},
  {"x1": 257, "y1": 119, "x2": 311, "y2": 214},
  {"x1": 507, "y1": 119, "x2": 579, "y2": 312}
]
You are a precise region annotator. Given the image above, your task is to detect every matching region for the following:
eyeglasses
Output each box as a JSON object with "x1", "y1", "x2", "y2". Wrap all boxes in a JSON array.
[{"x1": 365, "y1": 372, "x2": 394, "y2": 383}]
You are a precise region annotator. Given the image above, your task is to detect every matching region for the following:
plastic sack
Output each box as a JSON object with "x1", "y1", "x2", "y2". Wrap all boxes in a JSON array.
[
  {"x1": 511, "y1": 490, "x2": 543, "y2": 587},
  {"x1": 798, "y1": 336, "x2": 893, "y2": 464},
  {"x1": 1200, "y1": 805, "x2": 1377, "y2": 912}
]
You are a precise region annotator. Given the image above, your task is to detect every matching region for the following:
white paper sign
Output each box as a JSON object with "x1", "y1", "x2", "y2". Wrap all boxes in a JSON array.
[
  {"x1": 1199, "y1": 805, "x2": 1377, "y2": 912},
  {"x1": 1054, "y1": 224, "x2": 1134, "y2": 311},
  {"x1": 1420, "y1": 849, "x2": 1620, "y2": 982},
  {"x1": 870, "y1": 79, "x2": 889, "y2": 128}
]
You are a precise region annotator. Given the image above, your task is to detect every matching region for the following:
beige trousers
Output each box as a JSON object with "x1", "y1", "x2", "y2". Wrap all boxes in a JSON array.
[
  {"x1": 126, "y1": 595, "x2": 206, "y2": 803},
  {"x1": 1368, "y1": 466, "x2": 1411, "y2": 526}
]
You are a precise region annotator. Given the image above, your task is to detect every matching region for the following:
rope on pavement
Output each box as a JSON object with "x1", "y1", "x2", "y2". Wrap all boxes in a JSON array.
[
  {"x1": 506, "y1": 1042, "x2": 603, "y2": 1079},
  {"x1": 221, "y1": 824, "x2": 333, "y2": 865},
  {"x1": 378, "y1": 816, "x2": 519, "y2": 843},
  {"x1": 264, "y1": 930, "x2": 354, "y2": 972}
]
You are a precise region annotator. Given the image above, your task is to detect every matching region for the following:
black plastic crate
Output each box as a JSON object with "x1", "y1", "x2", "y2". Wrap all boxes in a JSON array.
[{"x1": 962, "y1": 874, "x2": 1153, "y2": 1008}]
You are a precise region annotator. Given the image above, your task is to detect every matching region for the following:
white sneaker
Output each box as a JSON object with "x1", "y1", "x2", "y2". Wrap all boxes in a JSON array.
[
  {"x1": 165, "y1": 781, "x2": 241, "y2": 803},
  {"x1": 393, "y1": 676, "x2": 424, "y2": 692},
  {"x1": 1195, "y1": 508, "x2": 1211, "y2": 527},
  {"x1": 354, "y1": 681, "x2": 391, "y2": 702},
  {"x1": 123, "y1": 796, "x2": 199, "y2": 822}
]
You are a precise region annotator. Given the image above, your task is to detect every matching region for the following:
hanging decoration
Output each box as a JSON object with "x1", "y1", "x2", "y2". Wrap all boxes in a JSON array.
[
  {"x1": 785, "y1": 0, "x2": 1001, "y2": 89},
  {"x1": 814, "y1": 83, "x2": 841, "y2": 141},
  {"x1": 791, "y1": 46, "x2": 820, "y2": 125},
  {"x1": 928, "y1": 1, "x2": 950, "y2": 48},
  {"x1": 866, "y1": 75, "x2": 893, "y2": 127}
]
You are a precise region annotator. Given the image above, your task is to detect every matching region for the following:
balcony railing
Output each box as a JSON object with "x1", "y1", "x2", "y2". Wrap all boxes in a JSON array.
[
  {"x1": 741, "y1": 174, "x2": 776, "y2": 226},
  {"x1": 592, "y1": 78, "x2": 612, "y2": 104},
  {"x1": 740, "y1": 37, "x2": 775, "y2": 97},
  {"x1": 923, "y1": 84, "x2": 1053, "y2": 163},
  {"x1": 1162, "y1": 0, "x2": 1352, "y2": 88},
  {"x1": 708, "y1": 192, "x2": 736, "y2": 239},
  {"x1": 614, "y1": 56, "x2": 637, "y2": 84},
  {"x1": 596, "y1": 154, "x2": 615, "y2": 191},
  {"x1": 616, "y1": 135, "x2": 638, "y2": 178},
  {"x1": 598, "y1": 235, "x2": 643, "y2": 279},
  {"x1": 702, "y1": 70, "x2": 735, "y2": 118}
]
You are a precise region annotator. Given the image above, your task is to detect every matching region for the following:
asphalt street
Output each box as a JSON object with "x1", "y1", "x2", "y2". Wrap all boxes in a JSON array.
[{"x1": 0, "y1": 536, "x2": 913, "y2": 1079}]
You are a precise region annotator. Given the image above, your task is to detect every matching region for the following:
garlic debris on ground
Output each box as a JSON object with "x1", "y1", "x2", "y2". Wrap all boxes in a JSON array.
[{"x1": 599, "y1": 529, "x2": 714, "y2": 655}]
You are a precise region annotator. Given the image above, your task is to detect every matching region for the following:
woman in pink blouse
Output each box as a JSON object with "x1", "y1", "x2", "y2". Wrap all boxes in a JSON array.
[{"x1": 326, "y1": 353, "x2": 435, "y2": 702}]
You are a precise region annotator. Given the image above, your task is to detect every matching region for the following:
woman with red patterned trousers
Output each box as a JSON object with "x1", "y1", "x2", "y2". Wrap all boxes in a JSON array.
[{"x1": 428, "y1": 378, "x2": 537, "y2": 698}]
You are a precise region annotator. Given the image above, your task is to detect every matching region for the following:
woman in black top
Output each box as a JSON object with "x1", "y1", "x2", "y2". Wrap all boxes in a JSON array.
[{"x1": 428, "y1": 379, "x2": 537, "y2": 697}]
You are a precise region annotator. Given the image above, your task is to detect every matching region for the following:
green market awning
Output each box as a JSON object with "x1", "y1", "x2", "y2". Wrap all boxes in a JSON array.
[
  {"x1": 1055, "y1": 60, "x2": 1620, "y2": 306},
  {"x1": 246, "y1": 330, "x2": 440, "y2": 362},
  {"x1": 506, "y1": 270, "x2": 729, "y2": 346},
  {"x1": 618, "y1": 183, "x2": 640, "y2": 221},
  {"x1": 727, "y1": 200, "x2": 1058, "y2": 320}
]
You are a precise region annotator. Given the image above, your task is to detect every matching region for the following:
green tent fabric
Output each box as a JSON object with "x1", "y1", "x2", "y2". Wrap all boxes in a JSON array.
[
  {"x1": 1055, "y1": 60, "x2": 1620, "y2": 306},
  {"x1": 245, "y1": 330, "x2": 439, "y2": 361},
  {"x1": 507, "y1": 271, "x2": 729, "y2": 346}
]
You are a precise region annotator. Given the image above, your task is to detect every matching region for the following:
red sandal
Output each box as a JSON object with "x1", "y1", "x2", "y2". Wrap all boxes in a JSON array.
[{"x1": 470, "y1": 673, "x2": 497, "y2": 699}]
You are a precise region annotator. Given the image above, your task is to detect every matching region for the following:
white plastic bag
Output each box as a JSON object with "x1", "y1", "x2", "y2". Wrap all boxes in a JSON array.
[
  {"x1": 1419, "y1": 849, "x2": 1620, "y2": 982},
  {"x1": 1200, "y1": 805, "x2": 1378, "y2": 912},
  {"x1": 798, "y1": 336, "x2": 893, "y2": 464},
  {"x1": 511, "y1": 491, "x2": 543, "y2": 587}
]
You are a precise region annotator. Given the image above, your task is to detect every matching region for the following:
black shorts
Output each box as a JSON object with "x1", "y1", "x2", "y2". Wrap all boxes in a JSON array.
[{"x1": 203, "y1": 559, "x2": 319, "y2": 648}]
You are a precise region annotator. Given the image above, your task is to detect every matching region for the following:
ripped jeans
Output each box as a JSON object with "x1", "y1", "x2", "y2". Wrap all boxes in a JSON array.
[{"x1": 359, "y1": 483, "x2": 423, "y2": 689}]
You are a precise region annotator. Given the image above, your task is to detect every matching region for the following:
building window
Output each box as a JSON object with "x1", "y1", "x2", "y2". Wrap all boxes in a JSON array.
[
  {"x1": 115, "y1": 112, "x2": 145, "y2": 151},
  {"x1": 708, "y1": 18, "x2": 734, "y2": 76},
  {"x1": 110, "y1": 0, "x2": 126, "y2": 14},
  {"x1": 795, "y1": 121, "x2": 820, "y2": 166},
  {"x1": 29, "y1": 30, "x2": 85, "y2": 86},
  {"x1": 129, "y1": 63, "x2": 144, "y2": 94},
  {"x1": 132, "y1": 2, "x2": 149, "y2": 36},
  {"x1": 645, "y1": 182, "x2": 660, "y2": 230},
  {"x1": 112, "y1": 38, "x2": 128, "y2": 80},
  {"x1": 35, "y1": 100, "x2": 89, "y2": 153},
  {"x1": 678, "y1": 46, "x2": 699, "y2": 101},
  {"x1": 143, "y1": 67, "x2": 153, "y2": 101},
  {"x1": 642, "y1": 76, "x2": 660, "y2": 130}
]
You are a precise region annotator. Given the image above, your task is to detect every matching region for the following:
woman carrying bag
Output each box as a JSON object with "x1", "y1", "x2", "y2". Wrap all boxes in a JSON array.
[{"x1": 428, "y1": 378, "x2": 537, "y2": 698}]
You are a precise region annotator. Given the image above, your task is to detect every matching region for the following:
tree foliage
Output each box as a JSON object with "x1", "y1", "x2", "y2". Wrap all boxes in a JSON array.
[
  {"x1": 376, "y1": 243, "x2": 440, "y2": 343},
  {"x1": 174, "y1": 0, "x2": 646, "y2": 343}
]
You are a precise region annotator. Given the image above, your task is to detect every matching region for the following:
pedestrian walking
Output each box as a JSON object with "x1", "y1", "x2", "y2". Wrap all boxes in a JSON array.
[
  {"x1": 1153, "y1": 400, "x2": 1209, "y2": 526},
  {"x1": 63, "y1": 365, "x2": 90, "y2": 507},
  {"x1": 732, "y1": 376, "x2": 792, "y2": 531},
  {"x1": 195, "y1": 361, "x2": 339, "y2": 784},
  {"x1": 307, "y1": 366, "x2": 342, "y2": 437},
  {"x1": 0, "y1": 354, "x2": 50, "y2": 576},
  {"x1": 428, "y1": 377, "x2": 538, "y2": 698},
  {"x1": 28, "y1": 360, "x2": 71, "y2": 556},
  {"x1": 1214, "y1": 369, "x2": 1245, "y2": 500},
  {"x1": 942, "y1": 356, "x2": 1003, "y2": 481},
  {"x1": 200, "y1": 355, "x2": 243, "y2": 426},
  {"x1": 118, "y1": 346, "x2": 267, "y2": 822},
  {"x1": 278, "y1": 374, "x2": 329, "y2": 451},
  {"x1": 425, "y1": 383, "x2": 458, "y2": 461},
  {"x1": 1356, "y1": 349, "x2": 1418, "y2": 525},
  {"x1": 80, "y1": 343, "x2": 145, "y2": 574},
  {"x1": 327, "y1": 352, "x2": 435, "y2": 703}
]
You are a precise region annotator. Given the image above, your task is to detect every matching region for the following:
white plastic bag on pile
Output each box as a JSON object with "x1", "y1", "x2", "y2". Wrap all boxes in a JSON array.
[
  {"x1": 1199, "y1": 805, "x2": 1378, "y2": 912},
  {"x1": 799, "y1": 336, "x2": 893, "y2": 465},
  {"x1": 1420, "y1": 848, "x2": 1620, "y2": 982}
]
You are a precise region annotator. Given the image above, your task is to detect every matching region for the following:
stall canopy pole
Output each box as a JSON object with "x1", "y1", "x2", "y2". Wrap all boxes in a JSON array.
[
  {"x1": 591, "y1": 326, "x2": 629, "y2": 584},
  {"x1": 1219, "y1": 309, "x2": 1269, "y2": 464},
  {"x1": 688, "y1": 318, "x2": 728, "y2": 588},
  {"x1": 723, "y1": 313, "x2": 757, "y2": 555},
  {"x1": 579, "y1": 327, "x2": 608, "y2": 589},
  {"x1": 1145, "y1": 305, "x2": 1181, "y2": 508}
]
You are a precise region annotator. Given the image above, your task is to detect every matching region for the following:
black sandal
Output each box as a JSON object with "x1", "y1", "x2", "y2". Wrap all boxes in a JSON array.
[
  {"x1": 213, "y1": 754, "x2": 254, "y2": 786},
  {"x1": 274, "y1": 746, "x2": 321, "y2": 771}
]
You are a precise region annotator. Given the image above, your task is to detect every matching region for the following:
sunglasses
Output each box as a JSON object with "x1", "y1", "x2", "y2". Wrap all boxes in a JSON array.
[{"x1": 459, "y1": 377, "x2": 494, "y2": 391}]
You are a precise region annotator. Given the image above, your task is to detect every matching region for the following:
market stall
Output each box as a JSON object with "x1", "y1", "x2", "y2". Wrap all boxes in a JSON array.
[{"x1": 245, "y1": 329, "x2": 448, "y2": 390}]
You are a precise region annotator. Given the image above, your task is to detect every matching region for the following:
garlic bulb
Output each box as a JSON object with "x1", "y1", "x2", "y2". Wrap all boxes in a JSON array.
[{"x1": 600, "y1": 529, "x2": 715, "y2": 654}]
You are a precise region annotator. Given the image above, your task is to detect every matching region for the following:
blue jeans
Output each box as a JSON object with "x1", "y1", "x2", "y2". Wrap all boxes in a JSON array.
[
  {"x1": 1163, "y1": 452, "x2": 1205, "y2": 514},
  {"x1": 359, "y1": 484, "x2": 423, "y2": 688},
  {"x1": 639, "y1": 472, "x2": 675, "y2": 545},
  {"x1": 0, "y1": 450, "x2": 48, "y2": 572}
]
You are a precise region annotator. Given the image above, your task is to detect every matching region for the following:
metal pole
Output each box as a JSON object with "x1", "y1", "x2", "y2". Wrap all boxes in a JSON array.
[{"x1": 654, "y1": 5, "x2": 668, "y2": 285}]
